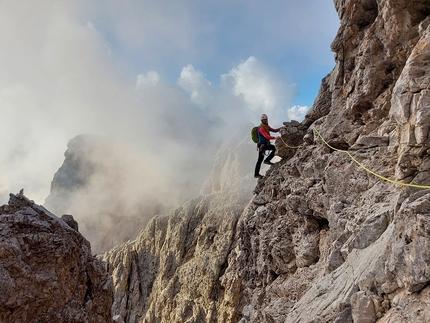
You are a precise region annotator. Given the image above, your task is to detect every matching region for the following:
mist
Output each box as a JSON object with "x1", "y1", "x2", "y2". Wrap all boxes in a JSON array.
[{"x1": 0, "y1": 0, "x2": 338, "y2": 251}]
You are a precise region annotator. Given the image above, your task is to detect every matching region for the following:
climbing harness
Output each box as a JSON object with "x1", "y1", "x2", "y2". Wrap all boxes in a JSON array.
[
  {"x1": 258, "y1": 143, "x2": 272, "y2": 156},
  {"x1": 312, "y1": 127, "x2": 430, "y2": 189}
]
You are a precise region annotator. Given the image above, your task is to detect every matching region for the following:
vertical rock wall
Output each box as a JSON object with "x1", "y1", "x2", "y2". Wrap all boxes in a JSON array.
[{"x1": 226, "y1": 0, "x2": 430, "y2": 322}]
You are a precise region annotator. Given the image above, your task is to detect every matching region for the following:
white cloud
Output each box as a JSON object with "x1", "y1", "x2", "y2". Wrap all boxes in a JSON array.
[
  {"x1": 136, "y1": 71, "x2": 160, "y2": 88},
  {"x1": 0, "y1": 0, "x2": 229, "y2": 209},
  {"x1": 0, "y1": 1, "x2": 194, "y2": 205},
  {"x1": 0, "y1": 0, "x2": 336, "y2": 206},
  {"x1": 83, "y1": 0, "x2": 338, "y2": 90},
  {"x1": 178, "y1": 65, "x2": 213, "y2": 106},
  {"x1": 0, "y1": 1, "x2": 120, "y2": 201},
  {"x1": 222, "y1": 57, "x2": 296, "y2": 114},
  {"x1": 288, "y1": 105, "x2": 309, "y2": 121},
  {"x1": 223, "y1": 57, "x2": 267, "y2": 110},
  {"x1": 0, "y1": 0, "x2": 339, "y2": 252},
  {"x1": 177, "y1": 58, "x2": 297, "y2": 126}
]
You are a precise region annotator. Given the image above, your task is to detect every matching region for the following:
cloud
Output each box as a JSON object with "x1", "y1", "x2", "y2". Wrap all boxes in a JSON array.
[
  {"x1": 221, "y1": 56, "x2": 297, "y2": 124},
  {"x1": 83, "y1": 0, "x2": 338, "y2": 83},
  {"x1": 136, "y1": 71, "x2": 160, "y2": 88},
  {"x1": 0, "y1": 0, "x2": 129, "y2": 202},
  {"x1": 178, "y1": 57, "x2": 297, "y2": 126},
  {"x1": 178, "y1": 65, "x2": 214, "y2": 107},
  {"x1": 239, "y1": 0, "x2": 339, "y2": 65},
  {"x1": 0, "y1": 0, "x2": 337, "y2": 251},
  {"x1": 287, "y1": 105, "x2": 310, "y2": 121},
  {"x1": 0, "y1": 0, "x2": 334, "y2": 201}
]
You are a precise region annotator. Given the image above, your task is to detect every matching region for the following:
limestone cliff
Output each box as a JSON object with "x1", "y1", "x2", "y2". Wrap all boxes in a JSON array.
[
  {"x1": 0, "y1": 192, "x2": 113, "y2": 322},
  {"x1": 102, "y1": 125, "x2": 256, "y2": 322},
  {"x1": 228, "y1": 0, "x2": 430, "y2": 322},
  {"x1": 103, "y1": 0, "x2": 430, "y2": 322}
]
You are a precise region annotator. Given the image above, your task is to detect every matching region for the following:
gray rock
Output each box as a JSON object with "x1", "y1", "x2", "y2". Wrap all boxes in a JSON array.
[
  {"x1": 0, "y1": 193, "x2": 113, "y2": 322},
  {"x1": 350, "y1": 136, "x2": 389, "y2": 150},
  {"x1": 99, "y1": 1, "x2": 430, "y2": 322},
  {"x1": 350, "y1": 291, "x2": 377, "y2": 323},
  {"x1": 351, "y1": 206, "x2": 391, "y2": 249},
  {"x1": 62, "y1": 214, "x2": 79, "y2": 232}
]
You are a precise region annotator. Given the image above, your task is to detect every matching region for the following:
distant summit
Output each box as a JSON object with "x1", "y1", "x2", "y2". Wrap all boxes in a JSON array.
[
  {"x1": 44, "y1": 134, "x2": 203, "y2": 253},
  {"x1": 43, "y1": 122, "x2": 249, "y2": 253}
]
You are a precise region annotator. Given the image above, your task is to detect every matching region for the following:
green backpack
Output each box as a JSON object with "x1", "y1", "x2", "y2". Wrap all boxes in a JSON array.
[{"x1": 251, "y1": 126, "x2": 259, "y2": 143}]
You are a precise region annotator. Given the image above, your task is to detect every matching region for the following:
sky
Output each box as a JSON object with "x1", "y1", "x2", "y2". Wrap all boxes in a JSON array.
[{"x1": 0, "y1": 0, "x2": 339, "y2": 207}]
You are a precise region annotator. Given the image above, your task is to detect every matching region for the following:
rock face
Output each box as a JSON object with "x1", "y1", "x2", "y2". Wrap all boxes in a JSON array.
[
  {"x1": 102, "y1": 1, "x2": 430, "y2": 322},
  {"x1": 0, "y1": 192, "x2": 113, "y2": 323},
  {"x1": 102, "y1": 126, "x2": 257, "y2": 323},
  {"x1": 228, "y1": 0, "x2": 430, "y2": 322}
]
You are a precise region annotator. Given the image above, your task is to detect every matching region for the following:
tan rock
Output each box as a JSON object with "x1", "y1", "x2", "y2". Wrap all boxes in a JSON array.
[
  {"x1": 350, "y1": 291, "x2": 377, "y2": 323},
  {"x1": 102, "y1": 128, "x2": 256, "y2": 323}
]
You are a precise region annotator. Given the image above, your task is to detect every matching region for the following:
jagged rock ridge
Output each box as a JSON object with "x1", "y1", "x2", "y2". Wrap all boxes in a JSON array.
[
  {"x1": 102, "y1": 126, "x2": 257, "y2": 323},
  {"x1": 100, "y1": 0, "x2": 430, "y2": 322},
  {"x1": 228, "y1": 0, "x2": 430, "y2": 322},
  {"x1": 44, "y1": 134, "x2": 155, "y2": 254},
  {"x1": 0, "y1": 192, "x2": 113, "y2": 322}
]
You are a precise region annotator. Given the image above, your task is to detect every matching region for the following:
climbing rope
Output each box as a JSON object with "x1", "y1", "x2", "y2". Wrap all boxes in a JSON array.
[
  {"x1": 279, "y1": 136, "x2": 305, "y2": 149},
  {"x1": 312, "y1": 127, "x2": 430, "y2": 189}
]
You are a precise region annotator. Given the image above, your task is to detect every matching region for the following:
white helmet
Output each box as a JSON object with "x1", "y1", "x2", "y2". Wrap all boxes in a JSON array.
[{"x1": 260, "y1": 113, "x2": 268, "y2": 121}]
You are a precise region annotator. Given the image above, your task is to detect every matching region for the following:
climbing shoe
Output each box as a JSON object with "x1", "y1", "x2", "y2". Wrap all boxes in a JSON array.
[
  {"x1": 254, "y1": 174, "x2": 263, "y2": 179},
  {"x1": 263, "y1": 161, "x2": 274, "y2": 165}
]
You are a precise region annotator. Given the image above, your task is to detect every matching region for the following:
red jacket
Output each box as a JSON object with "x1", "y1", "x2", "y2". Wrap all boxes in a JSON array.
[{"x1": 258, "y1": 124, "x2": 281, "y2": 144}]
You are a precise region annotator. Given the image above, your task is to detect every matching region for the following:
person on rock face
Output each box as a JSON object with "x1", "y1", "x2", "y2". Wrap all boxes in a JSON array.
[{"x1": 254, "y1": 114, "x2": 282, "y2": 179}]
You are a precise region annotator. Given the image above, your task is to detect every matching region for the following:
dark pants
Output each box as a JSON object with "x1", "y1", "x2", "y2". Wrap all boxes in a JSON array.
[{"x1": 254, "y1": 143, "x2": 276, "y2": 176}]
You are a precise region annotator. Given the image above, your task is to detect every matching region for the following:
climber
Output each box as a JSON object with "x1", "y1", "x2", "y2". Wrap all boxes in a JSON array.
[{"x1": 254, "y1": 113, "x2": 282, "y2": 179}]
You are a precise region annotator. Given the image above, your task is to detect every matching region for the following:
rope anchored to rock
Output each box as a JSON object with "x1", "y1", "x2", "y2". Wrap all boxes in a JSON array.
[
  {"x1": 278, "y1": 136, "x2": 305, "y2": 149},
  {"x1": 312, "y1": 127, "x2": 430, "y2": 189}
]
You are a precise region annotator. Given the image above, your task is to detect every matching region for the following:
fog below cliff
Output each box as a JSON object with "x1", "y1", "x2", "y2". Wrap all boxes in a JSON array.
[
  {"x1": 0, "y1": 1, "x2": 338, "y2": 253},
  {"x1": 0, "y1": 1, "x2": 338, "y2": 207},
  {"x1": 42, "y1": 122, "x2": 227, "y2": 252}
]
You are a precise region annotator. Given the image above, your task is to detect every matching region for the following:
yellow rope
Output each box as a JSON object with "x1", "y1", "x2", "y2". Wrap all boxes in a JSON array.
[
  {"x1": 279, "y1": 136, "x2": 304, "y2": 149},
  {"x1": 312, "y1": 127, "x2": 430, "y2": 189}
]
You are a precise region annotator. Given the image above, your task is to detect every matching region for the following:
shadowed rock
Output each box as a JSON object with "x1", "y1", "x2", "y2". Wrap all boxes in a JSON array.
[{"x1": 0, "y1": 192, "x2": 113, "y2": 323}]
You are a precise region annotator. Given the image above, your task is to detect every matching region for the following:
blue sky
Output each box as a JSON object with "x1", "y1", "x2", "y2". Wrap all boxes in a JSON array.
[
  {"x1": 87, "y1": 0, "x2": 339, "y2": 109},
  {"x1": 0, "y1": 0, "x2": 339, "y2": 203}
]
